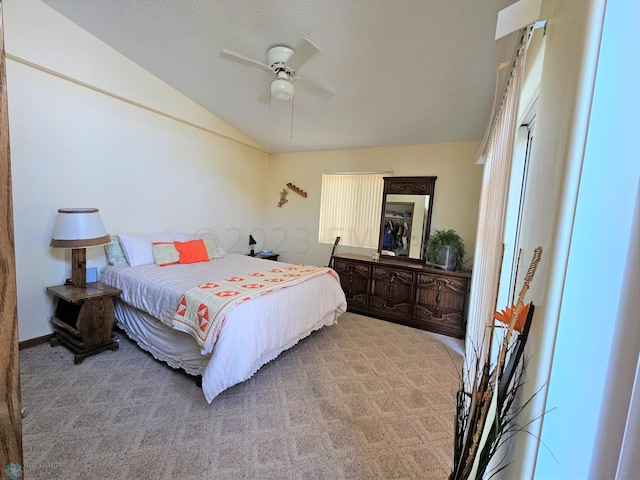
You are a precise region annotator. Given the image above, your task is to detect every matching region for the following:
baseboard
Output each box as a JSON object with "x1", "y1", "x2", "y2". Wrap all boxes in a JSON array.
[{"x1": 19, "y1": 333, "x2": 55, "y2": 350}]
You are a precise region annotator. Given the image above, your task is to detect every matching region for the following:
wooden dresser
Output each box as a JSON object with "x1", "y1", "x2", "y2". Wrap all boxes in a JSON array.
[{"x1": 332, "y1": 253, "x2": 471, "y2": 338}]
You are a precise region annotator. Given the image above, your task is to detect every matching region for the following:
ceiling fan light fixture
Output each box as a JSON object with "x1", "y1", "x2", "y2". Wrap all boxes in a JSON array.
[{"x1": 271, "y1": 72, "x2": 294, "y2": 101}]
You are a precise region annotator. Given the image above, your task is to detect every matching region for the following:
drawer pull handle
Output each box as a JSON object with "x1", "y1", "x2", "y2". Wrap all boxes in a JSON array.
[
  {"x1": 387, "y1": 273, "x2": 397, "y2": 306},
  {"x1": 344, "y1": 267, "x2": 354, "y2": 298},
  {"x1": 434, "y1": 282, "x2": 444, "y2": 317}
]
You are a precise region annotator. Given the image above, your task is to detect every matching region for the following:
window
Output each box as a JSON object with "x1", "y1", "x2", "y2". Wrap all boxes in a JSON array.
[
  {"x1": 318, "y1": 172, "x2": 387, "y2": 248},
  {"x1": 497, "y1": 115, "x2": 535, "y2": 310}
]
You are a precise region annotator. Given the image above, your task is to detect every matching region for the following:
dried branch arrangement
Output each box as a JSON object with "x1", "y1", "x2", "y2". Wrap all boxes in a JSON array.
[
  {"x1": 450, "y1": 246, "x2": 543, "y2": 479},
  {"x1": 286, "y1": 183, "x2": 307, "y2": 198}
]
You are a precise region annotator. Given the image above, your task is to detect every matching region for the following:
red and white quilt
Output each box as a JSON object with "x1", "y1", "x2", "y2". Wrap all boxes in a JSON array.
[{"x1": 171, "y1": 264, "x2": 339, "y2": 353}]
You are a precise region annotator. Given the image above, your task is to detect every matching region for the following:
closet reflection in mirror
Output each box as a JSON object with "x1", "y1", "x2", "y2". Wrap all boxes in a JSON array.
[
  {"x1": 378, "y1": 176, "x2": 436, "y2": 262},
  {"x1": 382, "y1": 196, "x2": 430, "y2": 258}
]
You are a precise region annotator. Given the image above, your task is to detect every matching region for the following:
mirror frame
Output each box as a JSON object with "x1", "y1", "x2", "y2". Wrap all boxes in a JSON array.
[{"x1": 378, "y1": 176, "x2": 437, "y2": 262}]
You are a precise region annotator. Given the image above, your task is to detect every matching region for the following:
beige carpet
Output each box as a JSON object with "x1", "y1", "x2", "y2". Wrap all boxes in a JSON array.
[{"x1": 20, "y1": 312, "x2": 463, "y2": 479}]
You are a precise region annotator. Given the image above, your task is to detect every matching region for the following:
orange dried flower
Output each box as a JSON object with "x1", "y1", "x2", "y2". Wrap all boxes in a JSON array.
[{"x1": 494, "y1": 303, "x2": 530, "y2": 333}]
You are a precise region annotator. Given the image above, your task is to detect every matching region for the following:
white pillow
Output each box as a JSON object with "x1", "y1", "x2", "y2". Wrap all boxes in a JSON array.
[
  {"x1": 118, "y1": 232, "x2": 182, "y2": 267},
  {"x1": 193, "y1": 232, "x2": 226, "y2": 257},
  {"x1": 203, "y1": 239, "x2": 223, "y2": 259}
]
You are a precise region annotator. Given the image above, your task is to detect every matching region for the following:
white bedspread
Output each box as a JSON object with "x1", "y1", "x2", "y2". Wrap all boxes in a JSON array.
[{"x1": 101, "y1": 254, "x2": 347, "y2": 402}]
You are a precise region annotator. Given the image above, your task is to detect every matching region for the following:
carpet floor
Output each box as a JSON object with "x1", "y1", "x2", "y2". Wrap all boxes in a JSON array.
[{"x1": 20, "y1": 312, "x2": 463, "y2": 479}]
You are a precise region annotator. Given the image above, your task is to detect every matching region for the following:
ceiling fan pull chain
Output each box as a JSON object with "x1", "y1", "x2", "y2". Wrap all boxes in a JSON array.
[
  {"x1": 266, "y1": 95, "x2": 271, "y2": 166},
  {"x1": 290, "y1": 96, "x2": 295, "y2": 139}
]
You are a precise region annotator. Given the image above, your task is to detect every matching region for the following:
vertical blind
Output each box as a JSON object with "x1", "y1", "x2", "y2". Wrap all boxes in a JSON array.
[
  {"x1": 465, "y1": 25, "x2": 534, "y2": 365},
  {"x1": 318, "y1": 172, "x2": 387, "y2": 248}
]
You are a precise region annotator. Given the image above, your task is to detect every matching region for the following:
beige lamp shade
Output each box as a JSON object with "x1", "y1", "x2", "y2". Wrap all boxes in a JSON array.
[{"x1": 50, "y1": 208, "x2": 110, "y2": 248}]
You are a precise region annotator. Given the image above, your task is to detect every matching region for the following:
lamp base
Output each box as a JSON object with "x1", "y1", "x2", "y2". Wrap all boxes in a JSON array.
[{"x1": 71, "y1": 248, "x2": 87, "y2": 288}]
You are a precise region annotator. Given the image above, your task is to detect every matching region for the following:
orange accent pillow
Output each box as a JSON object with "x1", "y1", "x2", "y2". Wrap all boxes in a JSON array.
[{"x1": 174, "y1": 239, "x2": 210, "y2": 264}]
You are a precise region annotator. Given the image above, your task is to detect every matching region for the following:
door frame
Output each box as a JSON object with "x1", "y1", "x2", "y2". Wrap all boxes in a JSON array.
[{"x1": 0, "y1": 0, "x2": 24, "y2": 471}]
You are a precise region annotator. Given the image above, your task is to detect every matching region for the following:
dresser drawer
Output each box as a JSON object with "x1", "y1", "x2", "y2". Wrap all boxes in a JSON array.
[
  {"x1": 334, "y1": 259, "x2": 371, "y2": 278},
  {"x1": 413, "y1": 272, "x2": 469, "y2": 337},
  {"x1": 413, "y1": 304, "x2": 465, "y2": 331},
  {"x1": 370, "y1": 266, "x2": 415, "y2": 316},
  {"x1": 415, "y1": 272, "x2": 468, "y2": 311},
  {"x1": 333, "y1": 259, "x2": 371, "y2": 308},
  {"x1": 372, "y1": 266, "x2": 416, "y2": 284}
]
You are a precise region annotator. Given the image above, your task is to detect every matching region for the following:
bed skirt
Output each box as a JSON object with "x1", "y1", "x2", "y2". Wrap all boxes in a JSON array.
[{"x1": 114, "y1": 298, "x2": 211, "y2": 376}]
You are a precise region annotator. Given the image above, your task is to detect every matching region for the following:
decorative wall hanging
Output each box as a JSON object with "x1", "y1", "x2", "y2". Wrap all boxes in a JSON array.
[
  {"x1": 277, "y1": 188, "x2": 289, "y2": 208},
  {"x1": 287, "y1": 183, "x2": 308, "y2": 198}
]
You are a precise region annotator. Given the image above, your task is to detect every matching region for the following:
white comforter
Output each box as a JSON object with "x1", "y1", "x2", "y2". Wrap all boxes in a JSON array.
[{"x1": 102, "y1": 254, "x2": 347, "y2": 402}]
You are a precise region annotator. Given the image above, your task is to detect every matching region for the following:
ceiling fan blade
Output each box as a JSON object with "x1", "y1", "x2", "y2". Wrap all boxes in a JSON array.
[
  {"x1": 221, "y1": 49, "x2": 271, "y2": 72},
  {"x1": 287, "y1": 38, "x2": 321, "y2": 71},
  {"x1": 295, "y1": 74, "x2": 334, "y2": 101}
]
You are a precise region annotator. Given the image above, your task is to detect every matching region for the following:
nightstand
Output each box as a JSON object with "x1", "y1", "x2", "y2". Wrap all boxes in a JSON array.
[
  {"x1": 253, "y1": 253, "x2": 279, "y2": 261},
  {"x1": 47, "y1": 282, "x2": 122, "y2": 364}
]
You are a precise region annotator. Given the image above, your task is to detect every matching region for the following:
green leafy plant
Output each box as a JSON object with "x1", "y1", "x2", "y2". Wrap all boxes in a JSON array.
[{"x1": 425, "y1": 229, "x2": 466, "y2": 271}]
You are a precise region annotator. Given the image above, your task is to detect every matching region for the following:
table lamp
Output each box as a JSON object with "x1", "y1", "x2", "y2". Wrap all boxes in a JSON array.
[
  {"x1": 50, "y1": 208, "x2": 110, "y2": 288},
  {"x1": 249, "y1": 235, "x2": 257, "y2": 256}
]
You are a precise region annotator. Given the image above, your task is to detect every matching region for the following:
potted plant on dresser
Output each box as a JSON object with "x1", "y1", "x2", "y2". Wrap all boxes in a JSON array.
[{"x1": 425, "y1": 229, "x2": 466, "y2": 271}]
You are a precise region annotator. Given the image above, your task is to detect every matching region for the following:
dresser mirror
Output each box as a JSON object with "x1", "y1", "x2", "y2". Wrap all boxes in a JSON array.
[{"x1": 378, "y1": 176, "x2": 437, "y2": 261}]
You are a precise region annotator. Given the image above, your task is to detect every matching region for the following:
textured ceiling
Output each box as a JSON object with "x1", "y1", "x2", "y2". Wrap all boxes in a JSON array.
[{"x1": 42, "y1": 0, "x2": 516, "y2": 154}]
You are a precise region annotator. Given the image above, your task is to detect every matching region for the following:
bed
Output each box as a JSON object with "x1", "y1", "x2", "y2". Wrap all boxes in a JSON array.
[{"x1": 100, "y1": 232, "x2": 347, "y2": 403}]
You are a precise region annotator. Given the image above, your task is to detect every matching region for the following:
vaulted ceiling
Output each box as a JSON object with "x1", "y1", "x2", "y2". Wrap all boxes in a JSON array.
[{"x1": 43, "y1": 0, "x2": 515, "y2": 153}]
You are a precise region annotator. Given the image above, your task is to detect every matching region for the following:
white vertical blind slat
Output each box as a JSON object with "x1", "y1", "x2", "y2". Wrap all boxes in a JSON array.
[
  {"x1": 465, "y1": 26, "x2": 530, "y2": 371},
  {"x1": 318, "y1": 173, "x2": 386, "y2": 248}
]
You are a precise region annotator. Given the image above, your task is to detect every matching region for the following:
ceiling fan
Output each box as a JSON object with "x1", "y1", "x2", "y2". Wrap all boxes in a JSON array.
[{"x1": 221, "y1": 38, "x2": 333, "y2": 102}]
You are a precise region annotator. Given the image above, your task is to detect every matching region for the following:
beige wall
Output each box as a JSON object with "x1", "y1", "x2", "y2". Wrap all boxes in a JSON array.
[
  {"x1": 265, "y1": 142, "x2": 483, "y2": 267},
  {"x1": 5, "y1": 0, "x2": 268, "y2": 341}
]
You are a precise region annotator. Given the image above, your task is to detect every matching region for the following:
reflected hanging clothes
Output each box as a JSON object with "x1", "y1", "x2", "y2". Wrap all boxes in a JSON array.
[
  {"x1": 402, "y1": 222, "x2": 408, "y2": 251},
  {"x1": 383, "y1": 220, "x2": 394, "y2": 250}
]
